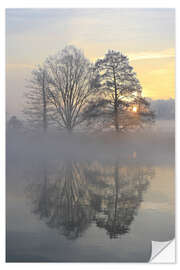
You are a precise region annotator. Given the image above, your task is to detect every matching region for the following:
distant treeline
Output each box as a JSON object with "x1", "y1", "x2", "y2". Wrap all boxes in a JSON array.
[{"x1": 149, "y1": 98, "x2": 175, "y2": 120}]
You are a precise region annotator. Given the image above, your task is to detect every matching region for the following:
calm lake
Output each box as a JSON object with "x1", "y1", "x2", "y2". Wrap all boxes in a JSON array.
[{"x1": 6, "y1": 125, "x2": 175, "y2": 262}]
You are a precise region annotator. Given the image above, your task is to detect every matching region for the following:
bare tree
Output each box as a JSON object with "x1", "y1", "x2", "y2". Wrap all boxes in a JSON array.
[
  {"x1": 83, "y1": 50, "x2": 154, "y2": 132},
  {"x1": 45, "y1": 45, "x2": 99, "y2": 132},
  {"x1": 23, "y1": 65, "x2": 51, "y2": 132}
]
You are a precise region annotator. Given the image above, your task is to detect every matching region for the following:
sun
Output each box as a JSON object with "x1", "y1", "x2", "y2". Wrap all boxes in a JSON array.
[{"x1": 132, "y1": 106, "x2": 137, "y2": 113}]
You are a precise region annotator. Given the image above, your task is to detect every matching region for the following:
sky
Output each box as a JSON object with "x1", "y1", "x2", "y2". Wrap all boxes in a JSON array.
[{"x1": 6, "y1": 8, "x2": 175, "y2": 116}]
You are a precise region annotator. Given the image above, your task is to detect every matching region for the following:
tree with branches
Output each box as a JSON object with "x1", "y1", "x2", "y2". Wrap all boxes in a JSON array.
[
  {"x1": 83, "y1": 50, "x2": 154, "y2": 132},
  {"x1": 23, "y1": 65, "x2": 52, "y2": 132},
  {"x1": 45, "y1": 45, "x2": 99, "y2": 132}
]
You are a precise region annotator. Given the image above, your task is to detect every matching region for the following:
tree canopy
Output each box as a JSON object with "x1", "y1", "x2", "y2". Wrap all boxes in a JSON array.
[
  {"x1": 23, "y1": 47, "x2": 155, "y2": 133},
  {"x1": 83, "y1": 50, "x2": 154, "y2": 132},
  {"x1": 23, "y1": 65, "x2": 52, "y2": 132},
  {"x1": 45, "y1": 45, "x2": 99, "y2": 132}
]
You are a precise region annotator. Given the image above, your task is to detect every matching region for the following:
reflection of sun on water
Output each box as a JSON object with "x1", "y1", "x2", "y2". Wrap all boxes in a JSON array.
[{"x1": 132, "y1": 106, "x2": 137, "y2": 112}]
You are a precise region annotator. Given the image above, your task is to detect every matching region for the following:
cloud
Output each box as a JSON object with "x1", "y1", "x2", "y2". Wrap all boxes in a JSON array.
[{"x1": 129, "y1": 48, "x2": 175, "y2": 61}]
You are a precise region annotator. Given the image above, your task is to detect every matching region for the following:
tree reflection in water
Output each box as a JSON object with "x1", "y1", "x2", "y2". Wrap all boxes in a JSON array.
[
  {"x1": 26, "y1": 161, "x2": 154, "y2": 240},
  {"x1": 94, "y1": 163, "x2": 154, "y2": 238}
]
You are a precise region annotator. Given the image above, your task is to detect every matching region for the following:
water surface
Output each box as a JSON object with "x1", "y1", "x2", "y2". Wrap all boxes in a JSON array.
[{"x1": 6, "y1": 125, "x2": 175, "y2": 262}]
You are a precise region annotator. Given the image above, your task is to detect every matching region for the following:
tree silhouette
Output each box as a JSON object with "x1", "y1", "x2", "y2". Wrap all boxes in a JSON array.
[
  {"x1": 23, "y1": 66, "x2": 53, "y2": 132},
  {"x1": 45, "y1": 45, "x2": 99, "y2": 132},
  {"x1": 7, "y1": 115, "x2": 23, "y2": 130},
  {"x1": 83, "y1": 50, "x2": 155, "y2": 132}
]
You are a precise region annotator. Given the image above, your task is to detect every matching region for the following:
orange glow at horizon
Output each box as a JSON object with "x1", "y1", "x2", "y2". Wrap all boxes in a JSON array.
[{"x1": 133, "y1": 106, "x2": 137, "y2": 113}]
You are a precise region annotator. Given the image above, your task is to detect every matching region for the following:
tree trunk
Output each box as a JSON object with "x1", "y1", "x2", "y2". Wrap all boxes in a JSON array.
[
  {"x1": 114, "y1": 108, "x2": 119, "y2": 132},
  {"x1": 42, "y1": 71, "x2": 47, "y2": 133},
  {"x1": 113, "y1": 68, "x2": 119, "y2": 132}
]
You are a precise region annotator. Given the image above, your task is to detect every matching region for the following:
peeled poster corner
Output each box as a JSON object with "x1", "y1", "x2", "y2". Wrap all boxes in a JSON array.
[{"x1": 150, "y1": 239, "x2": 175, "y2": 263}]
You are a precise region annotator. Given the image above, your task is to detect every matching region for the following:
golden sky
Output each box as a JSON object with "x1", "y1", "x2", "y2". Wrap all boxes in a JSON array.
[
  {"x1": 131, "y1": 51, "x2": 175, "y2": 99},
  {"x1": 6, "y1": 9, "x2": 175, "y2": 115},
  {"x1": 81, "y1": 47, "x2": 175, "y2": 100}
]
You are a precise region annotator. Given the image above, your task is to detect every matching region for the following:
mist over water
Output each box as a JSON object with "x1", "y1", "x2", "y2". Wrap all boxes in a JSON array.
[
  {"x1": 6, "y1": 7, "x2": 175, "y2": 262},
  {"x1": 6, "y1": 120, "x2": 174, "y2": 262}
]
